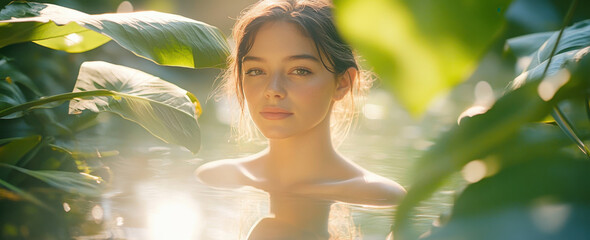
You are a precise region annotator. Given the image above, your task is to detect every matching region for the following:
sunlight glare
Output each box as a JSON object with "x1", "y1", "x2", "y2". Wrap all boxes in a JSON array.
[
  {"x1": 474, "y1": 81, "x2": 494, "y2": 107},
  {"x1": 63, "y1": 202, "x2": 71, "y2": 212},
  {"x1": 64, "y1": 33, "x2": 83, "y2": 47},
  {"x1": 91, "y1": 205, "x2": 104, "y2": 222},
  {"x1": 116, "y1": 217, "x2": 124, "y2": 226},
  {"x1": 362, "y1": 103, "x2": 386, "y2": 120},
  {"x1": 516, "y1": 56, "x2": 532, "y2": 73},
  {"x1": 401, "y1": 125, "x2": 421, "y2": 139},
  {"x1": 147, "y1": 195, "x2": 201, "y2": 240},
  {"x1": 214, "y1": 97, "x2": 236, "y2": 125},
  {"x1": 537, "y1": 69, "x2": 570, "y2": 101}
]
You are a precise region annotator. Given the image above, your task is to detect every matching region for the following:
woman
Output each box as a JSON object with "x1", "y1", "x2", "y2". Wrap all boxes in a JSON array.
[{"x1": 196, "y1": 0, "x2": 406, "y2": 239}]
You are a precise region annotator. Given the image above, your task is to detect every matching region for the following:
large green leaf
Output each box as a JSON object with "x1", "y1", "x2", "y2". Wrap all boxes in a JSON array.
[
  {"x1": 0, "y1": 2, "x2": 110, "y2": 52},
  {"x1": 425, "y1": 158, "x2": 590, "y2": 240},
  {"x1": 69, "y1": 61, "x2": 201, "y2": 153},
  {"x1": 0, "y1": 1, "x2": 230, "y2": 68},
  {"x1": 527, "y1": 20, "x2": 590, "y2": 71},
  {"x1": 505, "y1": 31, "x2": 553, "y2": 58},
  {"x1": 0, "y1": 178, "x2": 49, "y2": 209},
  {"x1": 0, "y1": 163, "x2": 103, "y2": 196},
  {"x1": 510, "y1": 47, "x2": 589, "y2": 89},
  {"x1": 508, "y1": 20, "x2": 590, "y2": 89},
  {"x1": 0, "y1": 56, "x2": 45, "y2": 119},
  {"x1": 394, "y1": 36, "x2": 590, "y2": 239},
  {"x1": 0, "y1": 68, "x2": 27, "y2": 119},
  {"x1": 0, "y1": 135, "x2": 41, "y2": 170},
  {"x1": 334, "y1": 0, "x2": 512, "y2": 116},
  {"x1": 0, "y1": 56, "x2": 42, "y2": 96}
]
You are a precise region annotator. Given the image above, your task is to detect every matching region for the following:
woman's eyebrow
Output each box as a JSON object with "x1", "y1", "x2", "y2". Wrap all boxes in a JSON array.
[
  {"x1": 287, "y1": 54, "x2": 320, "y2": 62},
  {"x1": 242, "y1": 54, "x2": 320, "y2": 63},
  {"x1": 243, "y1": 55, "x2": 264, "y2": 62}
]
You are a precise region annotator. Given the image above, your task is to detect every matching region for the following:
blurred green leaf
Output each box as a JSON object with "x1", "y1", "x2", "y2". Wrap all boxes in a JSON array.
[
  {"x1": 0, "y1": 56, "x2": 43, "y2": 97},
  {"x1": 508, "y1": 19, "x2": 590, "y2": 158},
  {"x1": 0, "y1": 1, "x2": 230, "y2": 68},
  {"x1": 69, "y1": 61, "x2": 201, "y2": 154},
  {"x1": 505, "y1": 31, "x2": 553, "y2": 58},
  {"x1": 394, "y1": 71, "x2": 585, "y2": 238},
  {"x1": 0, "y1": 0, "x2": 10, "y2": 9},
  {"x1": 0, "y1": 1, "x2": 45, "y2": 19},
  {"x1": 25, "y1": 143, "x2": 77, "y2": 172},
  {"x1": 395, "y1": 24, "x2": 590, "y2": 239},
  {"x1": 527, "y1": 20, "x2": 590, "y2": 71},
  {"x1": 492, "y1": 122, "x2": 589, "y2": 163},
  {"x1": 427, "y1": 204, "x2": 590, "y2": 240},
  {"x1": 0, "y1": 178, "x2": 49, "y2": 209},
  {"x1": 0, "y1": 163, "x2": 103, "y2": 196},
  {"x1": 0, "y1": 135, "x2": 41, "y2": 167},
  {"x1": 0, "y1": 56, "x2": 52, "y2": 120},
  {"x1": 425, "y1": 158, "x2": 590, "y2": 240},
  {"x1": 509, "y1": 20, "x2": 590, "y2": 89},
  {"x1": 334, "y1": 0, "x2": 512, "y2": 116},
  {"x1": 453, "y1": 158, "x2": 590, "y2": 217},
  {"x1": 0, "y1": 69, "x2": 27, "y2": 119},
  {"x1": 510, "y1": 48, "x2": 587, "y2": 89}
]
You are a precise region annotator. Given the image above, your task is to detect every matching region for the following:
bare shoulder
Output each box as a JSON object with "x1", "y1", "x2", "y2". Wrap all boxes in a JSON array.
[
  {"x1": 354, "y1": 170, "x2": 407, "y2": 205},
  {"x1": 194, "y1": 156, "x2": 261, "y2": 189},
  {"x1": 292, "y1": 161, "x2": 406, "y2": 206}
]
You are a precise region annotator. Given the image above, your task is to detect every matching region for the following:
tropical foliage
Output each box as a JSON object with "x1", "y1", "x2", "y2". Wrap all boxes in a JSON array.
[
  {"x1": 0, "y1": 1, "x2": 228, "y2": 238},
  {"x1": 2, "y1": 0, "x2": 590, "y2": 239},
  {"x1": 335, "y1": 0, "x2": 590, "y2": 239}
]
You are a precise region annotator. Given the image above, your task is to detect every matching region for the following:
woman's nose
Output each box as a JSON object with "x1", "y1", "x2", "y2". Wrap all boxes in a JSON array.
[{"x1": 265, "y1": 73, "x2": 286, "y2": 99}]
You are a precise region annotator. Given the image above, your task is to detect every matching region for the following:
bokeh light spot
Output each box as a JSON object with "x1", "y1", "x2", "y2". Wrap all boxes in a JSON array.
[{"x1": 461, "y1": 160, "x2": 487, "y2": 183}]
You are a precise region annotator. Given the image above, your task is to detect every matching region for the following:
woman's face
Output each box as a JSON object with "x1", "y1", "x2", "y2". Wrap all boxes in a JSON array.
[{"x1": 241, "y1": 21, "x2": 348, "y2": 139}]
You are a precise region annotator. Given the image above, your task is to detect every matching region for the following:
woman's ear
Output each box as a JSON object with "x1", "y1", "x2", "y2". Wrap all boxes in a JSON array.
[{"x1": 333, "y1": 67, "x2": 357, "y2": 101}]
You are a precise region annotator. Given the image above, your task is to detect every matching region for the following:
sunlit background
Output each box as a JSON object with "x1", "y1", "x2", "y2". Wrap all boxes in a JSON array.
[{"x1": 2, "y1": 0, "x2": 589, "y2": 239}]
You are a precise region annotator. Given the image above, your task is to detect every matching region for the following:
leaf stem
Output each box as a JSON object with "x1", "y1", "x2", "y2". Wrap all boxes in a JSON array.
[
  {"x1": 541, "y1": 0, "x2": 578, "y2": 78},
  {"x1": 542, "y1": 0, "x2": 587, "y2": 158},
  {"x1": 552, "y1": 106, "x2": 590, "y2": 158},
  {"x1": 0, "y1": 90, "x2": 116, "y2": 118}
]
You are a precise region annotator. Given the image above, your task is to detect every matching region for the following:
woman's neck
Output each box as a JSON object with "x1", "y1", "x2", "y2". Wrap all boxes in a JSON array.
[{"x1": 264, "y1": 116, "x2": 340, "y2": 186}]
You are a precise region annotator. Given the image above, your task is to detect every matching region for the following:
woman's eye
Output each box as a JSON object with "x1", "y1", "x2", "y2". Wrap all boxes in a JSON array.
[
  {"x1": 245, "y1": 69, "x2": 264, "y2": 76},
  {"x1": 291, "y1": 68, "x2": 311, "y2": 76}
]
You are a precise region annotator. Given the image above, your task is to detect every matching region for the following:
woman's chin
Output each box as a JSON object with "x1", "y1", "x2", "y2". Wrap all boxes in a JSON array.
[
  {"x1": 259, "y1": 128, "x2": 297, "y2": 140},
  {"x1": 261, "y1": 132, "x2": 292, "y2": 140}
]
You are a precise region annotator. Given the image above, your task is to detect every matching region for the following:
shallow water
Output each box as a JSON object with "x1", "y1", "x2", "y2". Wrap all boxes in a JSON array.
[{"x1": 78, "y1": 89, "x2": 464, "y2": 240}]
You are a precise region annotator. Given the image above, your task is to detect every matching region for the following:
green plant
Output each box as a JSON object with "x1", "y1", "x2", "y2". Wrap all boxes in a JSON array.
[
  {"x1": 0, "y1": 1, "x2": 229, "y2": 238},
  {"x1": 335, "y1": 0, "x2": 590, "y2": 239}
]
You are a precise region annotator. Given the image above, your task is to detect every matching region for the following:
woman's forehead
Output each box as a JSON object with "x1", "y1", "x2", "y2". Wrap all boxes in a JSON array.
[{"x1": 246, "y1": 21, "x2": 320, "y2": 60}]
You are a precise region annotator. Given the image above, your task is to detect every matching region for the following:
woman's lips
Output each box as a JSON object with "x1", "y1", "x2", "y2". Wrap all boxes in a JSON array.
[{"x1": 260, "y1": 107, "x2": 293, "y2": 120}]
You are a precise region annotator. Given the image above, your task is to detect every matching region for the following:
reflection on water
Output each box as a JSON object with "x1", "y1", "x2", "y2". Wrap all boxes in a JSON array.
[
  {"x1": 79, "y1": 89, "x2": 463, "y2": 240},
  {"x1": 147, "y1": 193, "x2": 202, "y2": 240}
]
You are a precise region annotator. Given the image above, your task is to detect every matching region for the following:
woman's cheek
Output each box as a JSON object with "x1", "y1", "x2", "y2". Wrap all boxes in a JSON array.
[{"x1": 294, "y1": 87, "x2": 333, "y2": 116}]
